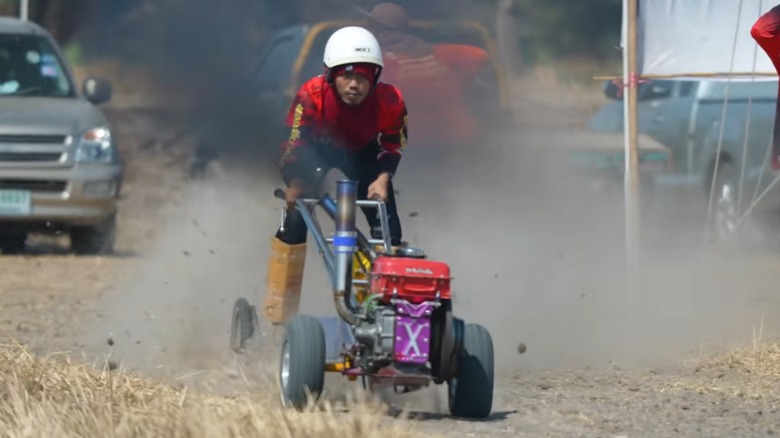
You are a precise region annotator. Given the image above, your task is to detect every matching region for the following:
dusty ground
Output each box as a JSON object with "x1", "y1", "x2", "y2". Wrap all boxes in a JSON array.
[{"x1": 2, "y1": 74, "x2": 780, "y2": 437}]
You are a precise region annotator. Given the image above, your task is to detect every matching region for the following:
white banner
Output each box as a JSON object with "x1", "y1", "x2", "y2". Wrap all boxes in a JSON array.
[{"x1": 623, "y1": 0, "x2": 778, "y2": 79}]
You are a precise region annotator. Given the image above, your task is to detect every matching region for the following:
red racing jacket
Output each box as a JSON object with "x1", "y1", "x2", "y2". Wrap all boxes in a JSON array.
[
  {"x1": 279, "y1": 75, "x2": 408, "y2": 184},
  {"x1": 751, "y1": 4, "x2": 780, "y2": 169}
]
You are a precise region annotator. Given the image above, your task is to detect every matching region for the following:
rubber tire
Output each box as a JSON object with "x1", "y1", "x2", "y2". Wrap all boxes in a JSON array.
[
  {"x1": 709, "y1": 162, "x2": 778, "y2": 249},
  {"x1": 279, "y1": 314, "x2": 326, "y2": 410},
  {"x1": 448, "y1": 323, "x2": 494, "y2": 419},
  {"x1": 70, "y1": 213, "x2": 117, "y2": 255},
  {"x1": 430, "y1": 303, "x2": 457, "y2": 382},
  {"x1": 0, "y1": 232, "x2": 26, "y2": 255},
  {"x1": 229, "y1": 298, "x2": 255, "y2": 352}
]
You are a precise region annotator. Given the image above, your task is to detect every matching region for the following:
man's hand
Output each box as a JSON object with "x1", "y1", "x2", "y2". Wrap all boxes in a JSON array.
[
  {"x1": 285, "y1": 179, "x2": 304, "y2": 208},
  {"x1": 367, "y1": 173, "x2": 391, "y2": 201}
]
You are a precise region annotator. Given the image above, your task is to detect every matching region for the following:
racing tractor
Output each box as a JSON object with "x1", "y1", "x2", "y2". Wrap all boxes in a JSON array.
[{"x1": 230, "y1": 179, "x2": 494, "y2": 419}]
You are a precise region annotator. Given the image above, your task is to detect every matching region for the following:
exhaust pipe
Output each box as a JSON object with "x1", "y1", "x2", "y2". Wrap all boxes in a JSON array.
[{"x1": 333, "y1": 180, "x2": 359, "y2": 325}]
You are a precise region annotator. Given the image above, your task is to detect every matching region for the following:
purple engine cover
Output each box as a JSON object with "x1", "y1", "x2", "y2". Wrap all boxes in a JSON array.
[{"x1": 393, "y1": 300, "x2": 435, "y2": 364}]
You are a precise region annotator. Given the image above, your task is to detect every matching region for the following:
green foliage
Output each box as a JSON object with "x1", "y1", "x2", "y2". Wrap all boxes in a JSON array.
[{"x1": 515, "y1": 0, "x2": 623, "y2": 64}]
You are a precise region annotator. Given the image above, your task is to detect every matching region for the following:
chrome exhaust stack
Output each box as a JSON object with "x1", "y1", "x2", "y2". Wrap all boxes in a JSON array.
[{"x1": 333, "y1": 180, "x2": 359, "y2": 325}]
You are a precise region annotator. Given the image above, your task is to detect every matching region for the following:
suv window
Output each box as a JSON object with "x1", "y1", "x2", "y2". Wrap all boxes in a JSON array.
[
  {"x1": 253, "y1": 35, "x2": 301, "y2": 91},
  {"x1": 679, "y1": 81, "x2": 695, "y2": 97},
  {"x1": 639, "y1": 80, "x2": 674, "y2": 101},
  {"x1": 0, "y1": 34, "x2": 73, "y2": 97}
]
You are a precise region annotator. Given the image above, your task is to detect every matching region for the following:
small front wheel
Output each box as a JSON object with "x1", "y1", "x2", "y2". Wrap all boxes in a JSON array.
[
  {"x1": 279, "y1": 314, "x2": 326, "y2": 410},
  {"x1": 448, "y1": 323, "x2": 494, "y2": 419},
  {"x1": 229, "y1": 298, "x2": 256, "y2": 352}
]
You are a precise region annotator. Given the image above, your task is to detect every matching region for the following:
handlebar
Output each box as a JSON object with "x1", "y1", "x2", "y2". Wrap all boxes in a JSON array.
[
  {"x1": 273, "y1": 185, "x2": 391, "y2": 253},
  {"x1": 273, "y1": 187, "x2": 386, "y2": 204}
]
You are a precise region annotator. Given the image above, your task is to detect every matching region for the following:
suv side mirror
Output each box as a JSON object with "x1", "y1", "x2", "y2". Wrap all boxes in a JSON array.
[
  {"x1": 83, "y1": 78, "x2": 112, "y2": 105},
  {"x1": 604, "y1": 80, "x2": 621, "y2": 100}
]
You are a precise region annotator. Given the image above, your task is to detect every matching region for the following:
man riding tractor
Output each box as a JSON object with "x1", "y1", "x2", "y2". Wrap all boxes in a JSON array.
[{"x1": 262, "y1": 26, "x2": 410, "y2": 325}]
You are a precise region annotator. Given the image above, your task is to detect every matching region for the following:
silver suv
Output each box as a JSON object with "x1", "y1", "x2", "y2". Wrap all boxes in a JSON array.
[{"x1": 0, "y1": 17, "x2": 122, "y2": 255}]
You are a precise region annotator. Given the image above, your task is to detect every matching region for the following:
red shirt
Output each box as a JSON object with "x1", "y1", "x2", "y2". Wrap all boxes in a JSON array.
[
  {"x1": 279, "y1": 75, "x2": 408, "y2": 182},
  {"x1": 751, "y1": 5, "x2": 780, "y2": 169},
  {"x1": 752, "y1": 6, "x2": 780, "y2": 72}
]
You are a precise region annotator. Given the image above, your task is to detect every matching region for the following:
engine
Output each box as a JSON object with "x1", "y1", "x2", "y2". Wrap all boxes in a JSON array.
[
  {"x1": 350, "y1": 254, "x2": 454, "y2": 374},
  {"x1": 353, "y1": 305, "x2": 397, "y2": 365}
]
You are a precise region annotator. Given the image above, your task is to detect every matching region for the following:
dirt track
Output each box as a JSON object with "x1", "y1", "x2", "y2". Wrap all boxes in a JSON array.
[{"x1": 3, "y1": 77, "x2": 780, "y2": 437}]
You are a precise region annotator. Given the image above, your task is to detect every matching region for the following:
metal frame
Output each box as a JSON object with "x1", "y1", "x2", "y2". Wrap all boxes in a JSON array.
[
  {"x1": 273, "y1": 180, "x2": 466, "y2": 393},
  {"x1": 274, "y1": 180, "x2": 392, "y2": 325},
  {"x1": 275, "y1": 186, "x2": 391, "y2": 280}
]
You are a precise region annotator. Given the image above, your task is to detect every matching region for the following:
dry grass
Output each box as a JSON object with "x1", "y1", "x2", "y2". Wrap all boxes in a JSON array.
[
  {"x1": 660, "y1": 318, "x2": 780, "y2": 400},
  {"x1": 695, "y1": 316, "x2": 780, "y2": 378},
  {"x1": 0, "y1": 343, "x2": 437, "y2": 438}
]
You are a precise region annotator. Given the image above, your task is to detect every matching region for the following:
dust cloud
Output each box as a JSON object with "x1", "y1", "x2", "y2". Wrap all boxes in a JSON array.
[
  {"x1": 75, "y1": 2, "x2": 780, "y2": 402},
  {"x1": 79, "y1": 171, "x2": 272, "y2": 375},
  {"x1": 421, "y1": 119, "x2": 780, "y2": 373}
]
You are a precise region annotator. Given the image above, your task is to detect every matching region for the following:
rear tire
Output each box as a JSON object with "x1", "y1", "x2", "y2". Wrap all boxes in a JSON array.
[
  {"x1": 71, "y1": 213, "x2": 117, "y2": 255},
  {"x1": 430, "y1": 303, "x2": 458, "y2": 382},
  {"x1": 279, "y1": 314, "x2": 326, "y2": 410},
  {"x1": 448, "y1": 323, "x2": 494, "y2": 419}
]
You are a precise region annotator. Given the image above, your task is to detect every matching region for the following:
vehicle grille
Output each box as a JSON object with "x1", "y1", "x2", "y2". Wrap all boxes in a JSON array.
[
  {"x1": 0, "y1": 179, "x2": 67, "y2": 193},
  {"x1": 0, "y1": 134, "x2": 69, "y2": 164},
  {"x1": 0, "y1": 134, "x2": 68, "y2": 144},
  {"x1": 0, "y1": 152, "x2": 63, "y2": 162}
]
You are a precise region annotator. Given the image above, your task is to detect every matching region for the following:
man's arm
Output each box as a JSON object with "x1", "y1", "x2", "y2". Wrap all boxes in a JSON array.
[
  {"x1": 279, "y1": 88, "x2": 316, "y2": 187},
  {"x1": 752, "y1": 5, "x2": 780, "y2": 72},
  {"x1": 376, "y1": 92, "x2": 409, "y2": 178}
]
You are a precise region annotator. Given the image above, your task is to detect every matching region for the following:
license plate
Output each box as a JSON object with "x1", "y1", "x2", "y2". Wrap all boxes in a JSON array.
[{"x1": 0, "y1": 190, "x2": 31, "y2": 216}]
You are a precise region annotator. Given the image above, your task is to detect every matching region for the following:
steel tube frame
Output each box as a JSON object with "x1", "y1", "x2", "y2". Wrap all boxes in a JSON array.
[{"x1": 276, "y1": 180, "x2": 393, "y2": 325}]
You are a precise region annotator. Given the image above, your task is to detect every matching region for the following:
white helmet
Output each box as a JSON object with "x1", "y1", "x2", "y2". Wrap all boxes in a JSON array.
[{"x1": 323, "y1": 26, "x2": 384, "y2": 70}]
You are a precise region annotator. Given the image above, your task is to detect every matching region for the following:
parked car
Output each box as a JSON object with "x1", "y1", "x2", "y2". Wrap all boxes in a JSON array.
[
  {"x1": 0, "y1": 17, "x2": 121, "y2": 254},
  {"x1": 587, "y1": 77, "x2": 780, "y2": 242}
]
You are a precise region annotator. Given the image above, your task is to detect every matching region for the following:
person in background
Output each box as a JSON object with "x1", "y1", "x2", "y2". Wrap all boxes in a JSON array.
[{"x1": 357, "y1": 2, "x2": 491, "y2": 148}]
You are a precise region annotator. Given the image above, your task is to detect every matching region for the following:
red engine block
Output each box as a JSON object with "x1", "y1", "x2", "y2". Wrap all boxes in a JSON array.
[{"x1": 369, "y1": 256, "x2": 452, "y2": 303}]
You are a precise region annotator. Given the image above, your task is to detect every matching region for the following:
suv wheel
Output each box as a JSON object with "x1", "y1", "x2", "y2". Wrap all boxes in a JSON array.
[
  {"x1": 70, "y1": 213, "x2": 117, "y2": 255},
  {"x1": 710, "y1": 163, "x2": 740, "y2": 245},
  {"x1": 0, "y1": 232, "x2": 27, "y2": 254}
]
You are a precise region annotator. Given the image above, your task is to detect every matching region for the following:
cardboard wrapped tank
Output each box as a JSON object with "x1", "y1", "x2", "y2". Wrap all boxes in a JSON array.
[{"x1": 262, "y1": 237, "x2": 307, "y2": 325}]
